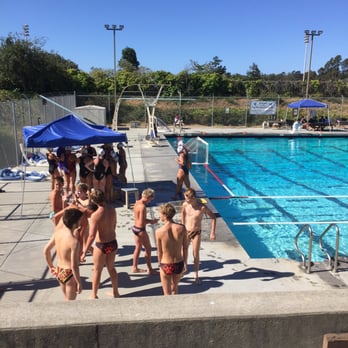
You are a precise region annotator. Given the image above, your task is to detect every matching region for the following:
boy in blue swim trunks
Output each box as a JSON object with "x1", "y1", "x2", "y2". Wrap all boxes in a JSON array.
[
  {"x1": 132, "y1": 188, "x2": 159, "y2": 274},
  {"x1": 155, "y1": 203, "x2": 188, "y2": 295}
]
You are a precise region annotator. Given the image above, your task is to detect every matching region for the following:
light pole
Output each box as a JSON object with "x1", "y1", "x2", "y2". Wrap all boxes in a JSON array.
[
  {"x1": 104, "y1": 24, "x2": 124, "y2": 129},
  {"x1": 23, "y1": 24, "x2": 29, "y2": 40},
  {"x1": 304, "y1": 29, "x2": 323, "y2": 99}
]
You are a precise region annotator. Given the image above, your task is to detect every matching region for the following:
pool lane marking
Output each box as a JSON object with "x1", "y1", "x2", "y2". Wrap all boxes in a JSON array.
[
  {"x1": 203, "y1": 163, "x2": 235, "y2": 197},
  {"x1": 233, "y1": 220, "x2": 348, "y2": 226},
  {"x1": 208, "y1": 194, "x2": 348, "y2": 200}
]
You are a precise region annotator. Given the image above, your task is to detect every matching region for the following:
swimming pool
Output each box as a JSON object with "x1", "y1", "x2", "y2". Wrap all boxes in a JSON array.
[{"x1": 169, "y1": 136, "x2": 348, "y2": 262}]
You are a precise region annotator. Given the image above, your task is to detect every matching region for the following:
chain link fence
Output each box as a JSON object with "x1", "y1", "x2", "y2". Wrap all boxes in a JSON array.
[
  {"x1": 1, "y1": 93, "x2": 348, "y2": 169},
  {"x1": 0, "y1": 94, "x2": 75, "y2": 168}
]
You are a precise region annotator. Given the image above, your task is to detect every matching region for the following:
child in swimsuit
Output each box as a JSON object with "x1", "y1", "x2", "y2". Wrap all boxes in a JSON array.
[
  {"x1": 95, "y1": 239, "x2": 118, "y2": 254},
  {"x1": 132, "y1": 226, "x2": 146, "y2": 235},
  {"x1": 160, "y1": 260, "x2": 185, "y2": 275},
  {"x1": 55, "y1": 266, "x2": 73, "y2": 284},
  {"x1": 155, "y1": 203, "x2": 188, "y2": 295}
]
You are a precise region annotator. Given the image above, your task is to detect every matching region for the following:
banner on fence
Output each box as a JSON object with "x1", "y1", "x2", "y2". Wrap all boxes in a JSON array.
[{"x1": 250, "y1": 101, "x2": 276, "y2": 115}]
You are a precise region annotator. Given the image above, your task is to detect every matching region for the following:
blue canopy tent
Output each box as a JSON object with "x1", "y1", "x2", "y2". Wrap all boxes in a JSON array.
[
  {"x1": 20, "y1": 114, "x2": 128, "y2": 214},
  {"x1": 286, "y1": 98, "x2": 330, "y2": 129},
  {"x1": 23, "y1": 114, "x2": 127, "y2": 147},
  {"x1": 287, "y1": 98, "x2": 328, "y2": 109}
]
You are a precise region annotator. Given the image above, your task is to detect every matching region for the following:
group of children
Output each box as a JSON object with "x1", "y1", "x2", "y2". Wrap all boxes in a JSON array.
[
  {"x1": 43, "y1": 137, "x2": 217, "y2": 299},
  {"x1": 44, "y1": 188, "x2": 119, "y2": 300},
  {"x1": 47, "y1": 143, "x2": 127, "y2": 206},
  {"x1": 44, "y1": 183, "x2": 216, "y2": 299}
]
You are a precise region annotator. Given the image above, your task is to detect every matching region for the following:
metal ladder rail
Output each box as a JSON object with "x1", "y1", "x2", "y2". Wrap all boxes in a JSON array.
[
  {"x1": 319, "y1": 223, "x2": 340, "y2": 273},
  {"x1": 294, "y1": 224, "x2": 314, "y2": 274}
]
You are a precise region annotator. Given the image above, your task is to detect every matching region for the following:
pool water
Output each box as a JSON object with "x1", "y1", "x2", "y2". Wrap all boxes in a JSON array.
[{"x1": 169, "y1": 136, "x2": 348, "y2": 261}]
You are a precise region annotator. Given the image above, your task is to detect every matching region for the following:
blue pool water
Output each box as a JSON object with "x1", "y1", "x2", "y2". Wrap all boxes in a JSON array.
[{"x1": 169, "y1": 136, "x2": 348, "y2": 261}]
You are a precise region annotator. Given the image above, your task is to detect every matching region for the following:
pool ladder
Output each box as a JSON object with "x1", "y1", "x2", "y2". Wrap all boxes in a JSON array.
[{"x1": 294, "y1": 223, "x2": 340, "y2": 274}]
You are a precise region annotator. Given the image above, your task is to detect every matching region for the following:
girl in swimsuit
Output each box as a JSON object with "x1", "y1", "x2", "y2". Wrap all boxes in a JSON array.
[
  {"x1": 173, "y1": 143, "x2": 191, "y2": 200},
  {"x1": 104, "y1": 145, "x2": 117, "y2": 203},
  {"x1": 86, "y1": 148, "x2": 109, "y2": 193},
  {"x1": 62, "y1": 147, "x2": 77, "y2": 197},
  {"x1": 117, "y1": 143, "x2": 127, "y2": 184},
  {"x1": 46, "y1": 148, "x2": 60, "y2": 190},
  {"x1": 78, "y1": 149, "x2": 93, "y2": 191}
]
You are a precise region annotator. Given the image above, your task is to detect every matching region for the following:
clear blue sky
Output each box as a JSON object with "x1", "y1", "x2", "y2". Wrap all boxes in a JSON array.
[{"x1": 1, "y1": 0, "x2": 347, "y2": 75}]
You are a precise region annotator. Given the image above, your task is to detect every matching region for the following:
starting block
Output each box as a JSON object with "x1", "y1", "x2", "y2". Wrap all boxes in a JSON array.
[{"x1": 121, "y1": 188, "x2": 139, "y2": 209}]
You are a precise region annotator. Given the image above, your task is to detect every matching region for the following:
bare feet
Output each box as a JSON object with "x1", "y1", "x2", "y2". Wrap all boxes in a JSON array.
[
  {"x1": 194, "y1": 277, "x2": 201, "y2": 285},
  {"x1": 148, "y1": 269, "x2": 159, "y2": 275},
  {"x1": 89, "y1": 295, "x2": 99, "y2": 299},
  {"x1": 171, "y1": 193, "x2": 183, "y2": 200},
  {"x1": 107, "y1": 291, "x2": 120, "y2": 298},
  {"x1": 132, "y1": 268, "x2": 147, "y2": 273}
]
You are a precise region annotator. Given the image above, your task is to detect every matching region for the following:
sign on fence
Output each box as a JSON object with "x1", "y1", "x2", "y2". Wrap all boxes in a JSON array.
[{"x1": 250, "y1": 101, "x2": 276, "y2": 115}]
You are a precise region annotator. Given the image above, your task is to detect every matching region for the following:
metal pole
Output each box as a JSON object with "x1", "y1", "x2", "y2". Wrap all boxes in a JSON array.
[
  {"x1": 303, "y1": 34, "x2": 309, "y2": 82},
  {"x1": 179, "y1": 90, "x2": 182, "y2": 119},
  {"x1": 245, "y1": 95, "x2": 249, "y2": 127},
  {"x1": 104, "y1": 24, "x2": 124, "y2": 130},
  {"x1": 11, "y1": 102, "x2": 19, "y2": 167},
  {"x1": 305, "y1": 35, "x2": 314, "y2": 99},
  {"x1": 304, "y1": 30, "x2": 323, "y2": 99},
  {"x1": 113, "y1": 29, "x2": 117, "y2": 116},
  {"x1": 28, "y1": 98, "x2": 32, "y2": 126},
  {"x1": 211, "y1": 94, "x2": 214, "y2": 127}
]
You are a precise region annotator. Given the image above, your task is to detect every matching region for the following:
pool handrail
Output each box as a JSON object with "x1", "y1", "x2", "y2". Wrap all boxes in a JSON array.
[
  {"x1": 319, "y1": 223, "x2": 340, "y2": 273},
  {"x1": 294, "y1": 224, "x2": 314, "y2": 273}
]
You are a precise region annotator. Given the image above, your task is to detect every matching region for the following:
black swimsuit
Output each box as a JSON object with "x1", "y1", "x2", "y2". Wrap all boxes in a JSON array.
[
  {"x1": 47, "y1": 158, "x2": 57, "y2": 175},
  {"x1": 132, "y1": 226, "x2": 145, "y2": 235},
  {"x1": 79, "y1": 156, "x2": 91, "y2": 179},
  {"x1": 94, "y1": 160, "x2": 106, "y2": 180}
]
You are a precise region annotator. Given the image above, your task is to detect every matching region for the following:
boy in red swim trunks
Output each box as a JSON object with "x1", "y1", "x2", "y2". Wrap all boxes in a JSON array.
[
  {"x1": 80, "y1": 189, "x2": 120, "y2": 299},
  {"x1": 43, "y1": 208, "x2": 83, "y2": 301},
  {"x1": 155, "y1": 203, "x2": 188, "y2": 295}
]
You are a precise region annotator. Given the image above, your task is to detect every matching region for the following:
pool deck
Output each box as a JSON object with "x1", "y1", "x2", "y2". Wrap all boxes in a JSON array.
[{"x1": 2, "y1": 124, "x2": 348, "y2": 303}]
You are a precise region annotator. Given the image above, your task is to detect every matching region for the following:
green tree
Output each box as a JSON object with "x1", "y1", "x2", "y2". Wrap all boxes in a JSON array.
[
  {"x1": 116, "y1": 70, "x2": 141, "y2": 91},
  {"x1": 0, "y1": 34, "x2": 40, "y2": 92},
  {"x1": 0, "y1": 33, "x2": 83, "y2": 93},
  {"x1": 89, "y1": 68, "x2": 113, "y2": 93},
  {"x1": 318, "y1": 55, "x2": 341, "y2": 80},
  {"x1": 119, "y1": 47, "x2": 140, "y2": 71},
  {"x1": 190, "y1": 56, "x2": 226, "y2": 74},
  {"x1": 340, "y1": 58, "x2": 348, "y2": 79},
  {"x1": 246, "y1": 63, "x2": 261, "y2": 80},
  {"x1": 67, "y1": 68, "x2": 95, "y2": 92},
  {"x1": 227, "y1": 76, "x2": 246, "y2": 96}
]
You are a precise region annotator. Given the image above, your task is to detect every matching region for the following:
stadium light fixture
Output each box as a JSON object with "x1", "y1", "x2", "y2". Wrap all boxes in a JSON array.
[{"x1": 23, "y1": 24, "x2": 29, "y2": 40}]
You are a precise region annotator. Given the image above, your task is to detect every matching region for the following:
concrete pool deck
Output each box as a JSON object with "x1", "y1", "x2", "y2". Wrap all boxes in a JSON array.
[{"x1": 2, "y1": 124, "x2": 348, "y2": 347}]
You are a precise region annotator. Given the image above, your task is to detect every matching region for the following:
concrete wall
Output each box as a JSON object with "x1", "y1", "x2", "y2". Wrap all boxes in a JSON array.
[
  {"x1": 74, "y1": 105, "x2": 106, "y2": 125},
  {"x1": 2, "y1": 291, "x2": 348, "y2": 348}
]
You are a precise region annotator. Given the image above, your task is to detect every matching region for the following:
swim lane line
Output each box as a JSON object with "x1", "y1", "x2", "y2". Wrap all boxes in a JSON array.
[{"x1": 203, "y1": 163, "x2": 235, "y2": 197}]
